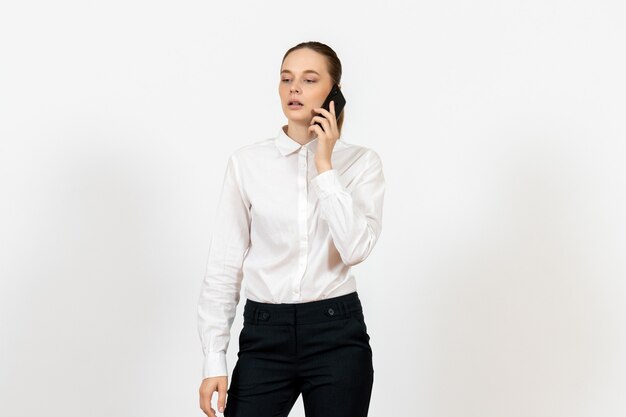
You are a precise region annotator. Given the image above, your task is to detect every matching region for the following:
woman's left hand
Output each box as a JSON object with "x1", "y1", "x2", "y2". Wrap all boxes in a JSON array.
[{"x1": 308, "y1": 100, "x2": 339, "y2": 173}]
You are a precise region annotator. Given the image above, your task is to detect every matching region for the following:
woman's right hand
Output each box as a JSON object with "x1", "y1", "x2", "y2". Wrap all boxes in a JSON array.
[{"x1": 199, "y1": 376, "x2": 228, "y2": 417}]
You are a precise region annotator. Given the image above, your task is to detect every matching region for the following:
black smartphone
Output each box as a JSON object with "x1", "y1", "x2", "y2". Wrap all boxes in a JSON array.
[{"x1": 314, "y1": 84, "x2": 346, "y2": 129}]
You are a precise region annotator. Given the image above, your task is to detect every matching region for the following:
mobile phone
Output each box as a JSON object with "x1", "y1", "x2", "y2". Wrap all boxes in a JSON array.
[{"x1": 314, "y1": 84, "x2": 346, "y2": 129}]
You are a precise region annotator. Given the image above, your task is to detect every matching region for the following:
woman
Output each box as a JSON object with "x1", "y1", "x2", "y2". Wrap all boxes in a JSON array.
[{"x1": 198, "y1": 41, "x2": 385, "y2": 417}]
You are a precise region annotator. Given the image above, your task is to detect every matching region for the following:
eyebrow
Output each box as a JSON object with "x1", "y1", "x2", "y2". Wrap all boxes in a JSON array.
[{"x1": 281, "y1": 69, "x2": 320, "y2": 76}]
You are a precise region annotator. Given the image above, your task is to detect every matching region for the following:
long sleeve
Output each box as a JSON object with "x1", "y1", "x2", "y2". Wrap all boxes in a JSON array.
[
  {"x1": 310, "y1": 149, "x2": 385, "y2": 267},
  {"x1": 197, "y1": 154, "x2": 251, "y2": 379}
]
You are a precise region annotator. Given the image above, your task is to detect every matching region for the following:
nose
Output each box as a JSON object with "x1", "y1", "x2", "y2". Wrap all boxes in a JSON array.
[{"x1": 290, "y1": 82, "x2": 300, "y2": 94}]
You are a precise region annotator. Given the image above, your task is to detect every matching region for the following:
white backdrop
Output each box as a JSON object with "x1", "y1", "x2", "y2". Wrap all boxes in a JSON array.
[{"x1": 1, "y1": 1, "x2": 625, "y2": 416}]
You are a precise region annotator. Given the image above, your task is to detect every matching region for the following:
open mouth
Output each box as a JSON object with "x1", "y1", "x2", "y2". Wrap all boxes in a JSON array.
[{"x1": 288, "y1": 100, "x2": 304, "y2": 109}]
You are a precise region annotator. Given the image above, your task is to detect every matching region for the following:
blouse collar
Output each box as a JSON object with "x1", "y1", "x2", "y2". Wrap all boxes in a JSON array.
[{"x1": 275, "y1": 125, "x2": 319, "y2": 156}]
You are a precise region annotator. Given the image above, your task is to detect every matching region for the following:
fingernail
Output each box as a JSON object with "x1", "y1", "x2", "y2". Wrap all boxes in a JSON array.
[{"x1": 219, "y1": 406, "x2": 224, "y2": 412}]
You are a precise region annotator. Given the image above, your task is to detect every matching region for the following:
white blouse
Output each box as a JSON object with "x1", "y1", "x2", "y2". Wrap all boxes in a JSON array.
[{"x1": 197, "y1": 125, "x2": 386, "y2": 378}]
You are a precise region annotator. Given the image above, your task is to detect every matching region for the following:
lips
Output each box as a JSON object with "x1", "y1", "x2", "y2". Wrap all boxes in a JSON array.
[{"x1": 288, "y1": 99, "x2": 304, "y2": 110}]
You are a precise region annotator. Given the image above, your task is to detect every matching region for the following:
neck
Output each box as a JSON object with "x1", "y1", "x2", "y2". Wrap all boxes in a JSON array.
[{"x1": 285, "y1": 121, "x2": 316, "y2": 145}]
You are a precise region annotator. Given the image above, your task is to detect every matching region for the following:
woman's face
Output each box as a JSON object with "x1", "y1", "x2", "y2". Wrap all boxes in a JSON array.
[{"x1": 279, "y1": 48, "x2": 333, "y2": 126}]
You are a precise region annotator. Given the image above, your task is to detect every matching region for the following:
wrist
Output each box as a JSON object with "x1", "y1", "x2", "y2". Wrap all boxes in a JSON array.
[{"x1": 316, "y1": 162, "x2": 332, "y2": 173}]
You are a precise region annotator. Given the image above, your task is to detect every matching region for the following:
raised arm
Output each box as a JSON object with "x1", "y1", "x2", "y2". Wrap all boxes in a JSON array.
[{"x1": 311, "y1": 149, "x2": 385, "y2": 266}]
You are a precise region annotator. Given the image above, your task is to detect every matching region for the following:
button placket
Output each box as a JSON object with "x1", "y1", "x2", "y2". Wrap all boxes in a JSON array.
[{"x1": 293, "y1": 146, "x2": 308, "y2": 298}]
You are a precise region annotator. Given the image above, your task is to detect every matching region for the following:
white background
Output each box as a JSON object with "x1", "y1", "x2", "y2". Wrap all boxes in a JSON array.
[{"x1": 1, "y1": 1, "x2": 625, "y2": 416}]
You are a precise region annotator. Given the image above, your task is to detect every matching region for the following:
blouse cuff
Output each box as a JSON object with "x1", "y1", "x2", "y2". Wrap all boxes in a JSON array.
[
  {"x1": 202, "y1": 351, "x2": 228, "y2": 379},
  {"x1": 311, "y1": 169, "x2": 343, "y2": 199}
]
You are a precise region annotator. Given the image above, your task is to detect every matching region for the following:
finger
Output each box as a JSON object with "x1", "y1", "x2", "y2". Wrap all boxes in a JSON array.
[
  {"x1": 310, "y1": 115, "x2": 331, "y2": 133},
  {"x1": 330, "y1": 101, "x2": 339, "y2": 135},
  {"x1": 204, "y1": 400, "x2": 216, "y2": 417},
  {"x1": 313, "y1": 106, "x2": 333, "y2": 120},
  {"x1": 308, "y1": 123, "x2": 324, "y2": 138},
  {"x1": 313, "y1": 118, "x2": 339, "y2": 142},
  {"x1": 217, "y1": 380, "x2": 227, "y2": 414},
  {"x1": 200, "y1": 386, "x2": 216, "y2": 417},
  {"x1": 201, "y1": 400, "x2": 216, "y2": 417},
  {"x1": 313, "y1": 108, "x2": 336, "y2": 131},
  {"x1": 309, "y1": 115, "x2": 327, "y2": 128}
]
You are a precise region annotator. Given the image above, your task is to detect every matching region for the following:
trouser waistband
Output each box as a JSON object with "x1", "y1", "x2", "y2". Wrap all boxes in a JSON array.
[{"x1": 243, "y1": 291, "x2": 362, "y2": 325}]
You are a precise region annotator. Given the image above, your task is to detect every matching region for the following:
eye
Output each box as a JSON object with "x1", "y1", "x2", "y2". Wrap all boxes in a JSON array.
[
  {"x1": 281, "y1": 79, "x2": 291, "y2": 83},
  {"x1": 305, "y1": 79, "x2": 316, "y2": 83}
]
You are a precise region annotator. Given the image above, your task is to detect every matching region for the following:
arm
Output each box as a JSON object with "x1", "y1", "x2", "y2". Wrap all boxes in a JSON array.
[
  {"x1": 311, "y1": 149, "x2": 386, "y2": 266},
  {"x1": 197, "y1": 154, "x2": 250, "y2": 379}
]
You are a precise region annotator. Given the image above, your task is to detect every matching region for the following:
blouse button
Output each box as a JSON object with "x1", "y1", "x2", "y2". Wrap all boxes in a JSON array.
[{"x1": 328, "y1": 308, "x2": 335, "y2": 316}]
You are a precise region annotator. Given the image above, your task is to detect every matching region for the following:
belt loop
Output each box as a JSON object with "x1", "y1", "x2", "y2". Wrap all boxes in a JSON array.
[
  {"x1": 342, "y1": 301, "x2": 351, "y2": 318},
  {"x1": 252, "y1": 305, "x2": 258, "y2": 325}
]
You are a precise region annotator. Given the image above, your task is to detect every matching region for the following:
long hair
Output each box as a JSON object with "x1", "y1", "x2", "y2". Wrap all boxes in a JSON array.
[{"x1": 281, "y1": 41, "x2": 344, "y2": 137}]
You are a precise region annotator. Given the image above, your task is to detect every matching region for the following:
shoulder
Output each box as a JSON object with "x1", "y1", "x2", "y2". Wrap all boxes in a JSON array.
[
  {"x1": 336, "y1": 138, "x2": 383, "y2": 166},
  {"x1": 227, "y1": 137, "x2": 276, "y2": 164}
]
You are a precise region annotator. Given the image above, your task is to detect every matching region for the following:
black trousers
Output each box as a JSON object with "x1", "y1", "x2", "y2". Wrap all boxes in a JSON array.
[{"x1": 224, "y1": 291, "x2": 374, "y2": 417}]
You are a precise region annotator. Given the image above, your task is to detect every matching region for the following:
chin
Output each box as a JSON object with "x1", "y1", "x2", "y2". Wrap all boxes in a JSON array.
[{"x1": 284, "y1": 110, "x2": 311, "y2": 124}]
